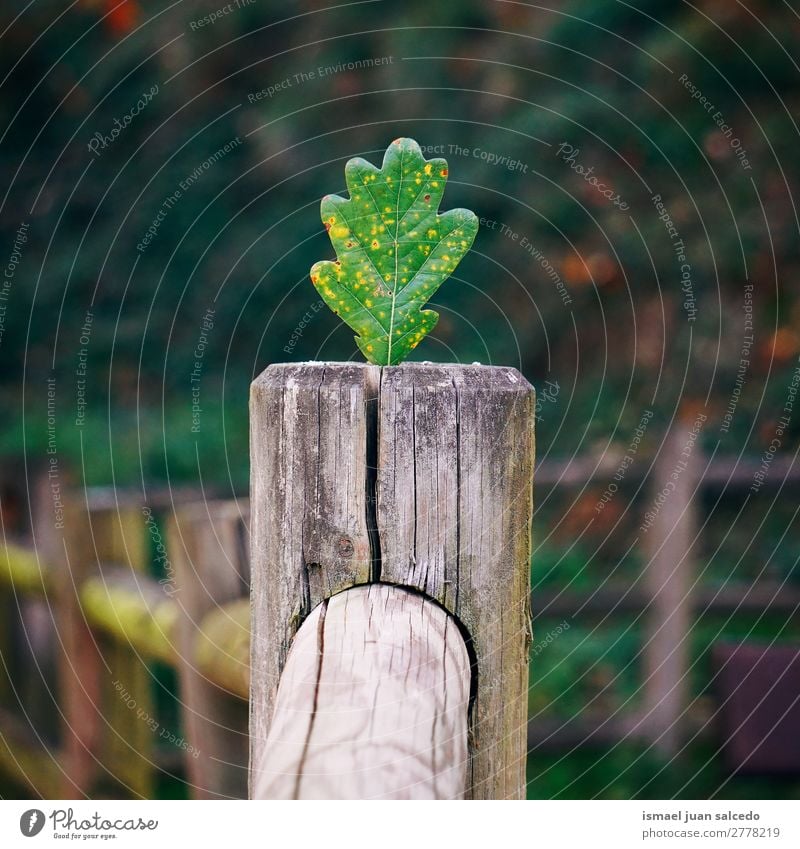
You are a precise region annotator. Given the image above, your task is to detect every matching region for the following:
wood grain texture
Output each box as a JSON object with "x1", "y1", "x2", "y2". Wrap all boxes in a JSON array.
[
  {"x1": 250, "y1": 362, "x2": 535, "y2": 800},
  {"x1": 254, "y1": 584, "x2": 470, "y2": 799},
  {"x1": 168, "y1": 500, "x2": 250, "y2": 798},
  {"x1": 249, "y1": 363, "x2": 377, "y2": 795},
  {"x1": 377, "y1": 364, "x2": 535, "y2": 799}
]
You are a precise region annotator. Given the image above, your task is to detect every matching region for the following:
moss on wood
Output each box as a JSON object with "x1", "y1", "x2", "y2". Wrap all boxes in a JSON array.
[
  {"x1": 0, "y1": 542, "x2": 52, "y2": 596},
  {"x1": 195, "y1": 599, "x2": 250, "y2": 700},
  {"x1": 80, "y1": 572, "x2": 178, "y2": 665}
]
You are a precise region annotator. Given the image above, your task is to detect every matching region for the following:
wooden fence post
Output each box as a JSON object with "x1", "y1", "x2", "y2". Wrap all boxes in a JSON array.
[
  {"x1": 642, "y1": 414, "x2": 703, "y2": 755},
  {"x1": 47, "y1": 491, "x2": 150, "y2": 797},
  {"x1": 168, "y1": 500, "x2": 250, "y2": 798},
  {"x1": 249, "y1": 363, "x2": 535, "y2": 800}
]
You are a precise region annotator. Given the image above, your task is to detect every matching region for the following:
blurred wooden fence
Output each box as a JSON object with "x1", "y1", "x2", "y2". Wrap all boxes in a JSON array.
[
  {"x1": 0, "y1": 487, "x2": 250, "y2": 798},
  {"x1": 0, "y1": 425, "x2": 798, "y2": 798}
]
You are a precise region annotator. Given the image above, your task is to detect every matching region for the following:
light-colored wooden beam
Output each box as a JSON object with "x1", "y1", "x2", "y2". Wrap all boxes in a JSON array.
[{"x1": 254, "y1": 584, "x2": 470, "y2": 800}]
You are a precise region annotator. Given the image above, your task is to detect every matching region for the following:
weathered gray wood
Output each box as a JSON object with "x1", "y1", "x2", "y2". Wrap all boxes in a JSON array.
[
  {"x1": 249, "y1": 362, "x2": 535, "y2": 800},
  {"x1": 254, "y1": 584, "x2": 470, "y2": 799},
  {"x1": 249, "y1": 363, "x2": 377, "y2": 795},
  {"x1": 377, "y1": 368, "x2": 459, "y2": 606},
  {"x1": 377, "y1": 364, "x2": 534, "y2": 799},
  {"x1": 168, "y1": 500, "x2": 250, "y2": 799},
  {"x1": 641, "y1": 416, "x2": 702, "y2": 755}
]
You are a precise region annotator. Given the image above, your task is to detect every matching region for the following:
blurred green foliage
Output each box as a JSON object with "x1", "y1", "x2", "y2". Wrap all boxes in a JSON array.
[
  {"x1": 2, "y1": 0, "x2": 799, "y2": 800},
  {"x1": 2, "y1": 0, "x2": 798, "y2": 487},
  {"x1": 529, "y1": 621, "x2": 642, "y2": 719}
]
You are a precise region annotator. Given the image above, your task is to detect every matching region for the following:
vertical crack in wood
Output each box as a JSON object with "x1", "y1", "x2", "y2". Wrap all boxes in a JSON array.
[
  {"x1": 451, "y1": 374, "x2": 461, "y2": 615},
  {"x1": 411, "y1": 380, "x2": 419, "y2": 588},
  {"x1": 282, "y1": 379, "x2": 311, "y2": 627},
  {"x1": 298, "y1": 367, "x2": 326, "y2": 620},
  {"x1": 313, "y1": 367, "x2": 325, "y2": 601},
  {"x1": 234, "y1": 512, "x2": 250, "y2": 593},
  {"x1": 292, "y1": 596, "x2": 329, "y2": 799},
  {"x1": 366, "y1": 368, "x2": 382, "y2": 582}
]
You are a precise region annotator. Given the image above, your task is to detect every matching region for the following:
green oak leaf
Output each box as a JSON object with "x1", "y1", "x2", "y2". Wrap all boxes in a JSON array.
[{"x1": 310, "y1": 137, "x2": 479, "y2": 365}]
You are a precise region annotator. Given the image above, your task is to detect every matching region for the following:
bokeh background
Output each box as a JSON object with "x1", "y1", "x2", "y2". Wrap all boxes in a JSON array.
[{"x1": 1, "y1": 0, "x2": 799, "y2": 800}]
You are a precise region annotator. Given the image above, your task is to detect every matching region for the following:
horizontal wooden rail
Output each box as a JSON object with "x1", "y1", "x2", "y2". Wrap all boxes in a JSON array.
[
  {"x1": 254, "y1": 585, "x2": 471, "y2": 800},
  {"x1": 194, "y1": 599, "x2": 250, "y2": 700},
  {"x1": 526, "y1": 709, "x2": 715, "y2": 751},
  {"x1": 0, "y1": 542, "x2": 53, "y2": 597},
  {"x1": 78, "y1": 486, "x2": 215, "y2": 511},
  {"x1": 534, "y1": 454, "x2": 800, "y2": 487},
  {"x1": 533, "y1": 581, "x2": 800, "y2": 618},
  {"x1": 80, "y1": 568, "x2": 179, "y2": 665}
]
